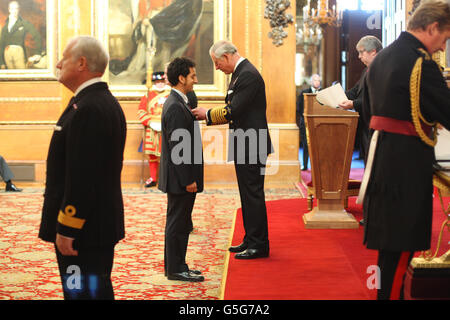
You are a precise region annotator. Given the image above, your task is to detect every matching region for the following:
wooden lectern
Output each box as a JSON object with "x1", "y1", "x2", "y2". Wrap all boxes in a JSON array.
[{"x1": 302, "y1": 93, "x2": 359, "y2": 229}]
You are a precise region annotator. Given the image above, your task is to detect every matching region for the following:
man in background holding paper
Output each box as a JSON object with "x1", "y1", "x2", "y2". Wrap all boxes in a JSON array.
[{"x1": 338, "y1": 36, "x2": 383, "y2": 163}]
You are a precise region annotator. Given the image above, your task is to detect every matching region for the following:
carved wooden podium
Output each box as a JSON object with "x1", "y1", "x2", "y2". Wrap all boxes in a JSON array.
[{"x1": 302, "y1": 93, "x2": 360, "y2": 229}]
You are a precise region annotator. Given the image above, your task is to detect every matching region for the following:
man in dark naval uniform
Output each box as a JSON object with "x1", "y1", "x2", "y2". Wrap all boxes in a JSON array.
[
  {"x1": 361, "y1": 0, "x2": 450, "y2": 300},
  {"x1": 39, "y1": 36, "x2": 127, "y2": 300},
  {"x1": 193, "y1": 40, "x2": 273, "y2": 260}
]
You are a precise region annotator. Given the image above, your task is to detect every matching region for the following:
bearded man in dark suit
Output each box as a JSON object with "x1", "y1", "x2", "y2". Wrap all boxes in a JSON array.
[
  {"x1": 158, "y1": 57, "x2": 204, "y2": 282},
  {"x1": 39, "y1": 36, "x2": 127, "y2": 300},
  {"x1": 193, "y1": 40, "x2": 272, "y2": 260}
]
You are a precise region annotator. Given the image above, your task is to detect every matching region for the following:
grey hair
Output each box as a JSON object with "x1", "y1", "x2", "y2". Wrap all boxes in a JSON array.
[
  {"x1": 356, "y1": 36, "x2": 383, "y2": 53},
  {"x1": 209, "y1": 40, "x2": 238, "y2": 59},
  {"x1": 310, "y1": 74, "x2": 321, "y2": 82},
  {"x1": 407, "y1": 0, "x2": 450, "y2": 31},
  {"x1": 69, "y1": 36, "x2": 109, "y2": 74}
]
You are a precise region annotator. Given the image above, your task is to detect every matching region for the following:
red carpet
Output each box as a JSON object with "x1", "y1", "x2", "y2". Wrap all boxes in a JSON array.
[{"x1": 223, "y1": 193, "x2": 449, "y2": 300}]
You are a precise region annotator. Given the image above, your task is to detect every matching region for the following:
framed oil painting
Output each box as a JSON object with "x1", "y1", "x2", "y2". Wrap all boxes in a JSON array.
[
  {"x1": 95, "y1": 0, "x2": 229, "y2": 99},
  {"x1": 445, "y1": 39, "x2": 450, "y2": 73},
  {"x1": 0, "y1": 0, "x2": 57, "y2": 80}
]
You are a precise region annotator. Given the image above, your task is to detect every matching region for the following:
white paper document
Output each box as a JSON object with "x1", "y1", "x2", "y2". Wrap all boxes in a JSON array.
[
  {"x1": 435, "y1": 128, "x2": 450, "y2": 161},
  {"x1": 316, "y1": 83, "x2": 348, "y2": 108}
]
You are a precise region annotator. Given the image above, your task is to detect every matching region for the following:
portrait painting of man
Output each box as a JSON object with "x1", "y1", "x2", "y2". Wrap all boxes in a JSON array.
[
  {"x1": 446, "y1": 39, "x2": 450, "y2": 70},
  {"x1": 107, "y1": 0, "x2": 214, "y2": 87},
  {"x1": 0, "y1": 0, "x2": 46, "y2": 70}
]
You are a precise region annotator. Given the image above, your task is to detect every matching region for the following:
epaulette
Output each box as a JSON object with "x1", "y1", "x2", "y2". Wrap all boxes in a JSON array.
[
  {"x1": 208, "y1": 105, "x2": 232, "y2": 125},
  {"x1": 416, "y1": 47, "x2": 431, "y2": 60},
  {"x1": 409, "y1": 48, "x2": 437, "y2": 147},
  {"x1": 418, "y1": 47, "x2": 444, "y2": 71}
]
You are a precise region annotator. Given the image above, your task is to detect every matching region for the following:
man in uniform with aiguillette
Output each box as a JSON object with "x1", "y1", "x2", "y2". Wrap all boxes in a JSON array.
[
  {"x1": 138, "y1": 71, "x2": 171, "y2": 187},
  {"x1": 360, "y1": 0, "x2": 450, "y2": 300}
]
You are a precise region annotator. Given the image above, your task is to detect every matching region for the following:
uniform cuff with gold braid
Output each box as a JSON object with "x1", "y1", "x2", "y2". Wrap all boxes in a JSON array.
[
  {"x1": 57, "y1": 205, "x2": 86, "y2": 230},
  {"x1": 206, "y1": 105, "x2": 232, "y2": 125}
]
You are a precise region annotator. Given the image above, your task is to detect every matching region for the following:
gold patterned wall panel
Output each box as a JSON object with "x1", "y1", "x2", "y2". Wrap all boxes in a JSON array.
[
  {"x1": 231, "y1": 0, "x2": 296, "y2": 124},
  {"x1": 0, "y1": 82, "x2": 61, "y2": 122}
]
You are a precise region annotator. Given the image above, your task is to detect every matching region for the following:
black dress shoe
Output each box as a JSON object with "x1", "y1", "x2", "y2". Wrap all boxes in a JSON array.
[
  {"x1": 229, "y1": 242, "x2": 248, "y2": 253},
  {"x1": 235, "y1": 248, "x2": 269, "y2": 260},
  {"x1": 165, "y1": 269, "x2": 201, "y2": 277},
  {"x1": 167, "y1": 271, "x2": 204, "y2": 282},
  {"x1": 189, "y1": 269, "x2": 202, "y2": 275},
  {"x1": 145, "y1": 181, "x2": 157, "y2": 188},
  {"x1": 5, "y1": 183, "x2": 22, "y2": 192},
  {"x1": 433, "y1": 162, "x2": 450, "y2": 172},
  {"x1": 359, "y1": 219, "x2": 365, "y2": 226}
]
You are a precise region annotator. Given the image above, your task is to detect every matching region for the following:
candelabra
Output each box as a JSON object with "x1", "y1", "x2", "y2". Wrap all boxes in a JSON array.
[
  {"x1": 296, "y1": 20, "x2": 321, "y2": 53},
  {"x1": 297, "y1": 0, "x2": 342, "y2": 53},
  {"x1": 303, "y1": 0, "x2": 342, "y2": 28}
]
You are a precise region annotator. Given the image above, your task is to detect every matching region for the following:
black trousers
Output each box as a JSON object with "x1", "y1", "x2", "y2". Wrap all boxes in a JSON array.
[
  {"x1": 299, "y1": 121, "x2": 309, "y2": 169},
  {"x1": 164, "y1": 192, "x2": 196, "y2": 274},
  {"x1": 377, "y1": 250, "x2": 414, "y2": 300},
  {"x1": 234, "y1": 163, "x2": 269, "y2": 250},
  {"x1": 55, "y1": 245, "x2": 115, "y2": 300},
  {"x1": 0, "y1": 155, "x2": 14, "y2": 182},
  {"x1": 360, "y1": 128, "x2": 370, "y2": 165}
]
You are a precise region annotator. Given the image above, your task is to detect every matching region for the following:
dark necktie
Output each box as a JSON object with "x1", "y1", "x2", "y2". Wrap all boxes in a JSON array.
[
  {"x1": 67, "y1": 96, "x2": 76, "y2": 108},
  {"x1": 59, "y1": 97, "x2": 76, "y2": 118}
]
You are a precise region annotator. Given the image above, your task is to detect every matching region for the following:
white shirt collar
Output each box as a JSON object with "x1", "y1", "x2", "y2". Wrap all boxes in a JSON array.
[
  {"x1": 171, "y1": 88, "x2": 189, "y2": 105},
  {"x1": 8, "y1": 16, "x2": 18, "y2": 32},
  {"x1": 151, "y1": 84, "x2": 171, "y2": 92},
  {"x1": 234, "y1": 57, "x2": 246, "y2": 73},
  {"x1": 74, "y1": 77, "x2": 103, "y2": 96}
]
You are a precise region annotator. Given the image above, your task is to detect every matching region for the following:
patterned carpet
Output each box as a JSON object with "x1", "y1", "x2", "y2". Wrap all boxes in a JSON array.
[{"x1": 0, "y1": 187, "x2": 299, "y2": 300}]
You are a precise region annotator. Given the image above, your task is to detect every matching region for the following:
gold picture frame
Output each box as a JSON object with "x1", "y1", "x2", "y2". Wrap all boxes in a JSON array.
[
  {"x1": 0, "y1": 0, "x2": 57, "y2": 80},
  {"x1": 445, "y1": 39, "x2": 450, "y2": 74},
  {"x1": 95, "y1": 0, "x2": 229, "y2": 99}
]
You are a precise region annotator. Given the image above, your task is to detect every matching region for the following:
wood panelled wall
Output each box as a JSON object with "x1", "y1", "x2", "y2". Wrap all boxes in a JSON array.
[{"x1": 0, "y1": 0, "x2": 299, "y2": 184}]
